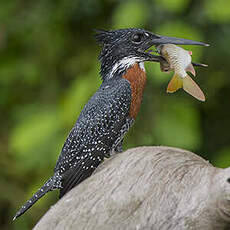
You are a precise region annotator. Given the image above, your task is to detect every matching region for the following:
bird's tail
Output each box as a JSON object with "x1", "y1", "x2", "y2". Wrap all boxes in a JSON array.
[{"x1": 13, "y1": 177, "x2": 55, "y2": 220}]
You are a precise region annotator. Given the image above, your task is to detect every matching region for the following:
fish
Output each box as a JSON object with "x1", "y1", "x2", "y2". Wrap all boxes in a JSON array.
[{"x1": 157, "y1": 44, "x2": 206, "y2": 102}]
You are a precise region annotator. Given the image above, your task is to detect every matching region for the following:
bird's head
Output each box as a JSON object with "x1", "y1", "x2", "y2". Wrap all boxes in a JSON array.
[{"x1": 94, "y1": 28, "x2": 208, "y2": 81}]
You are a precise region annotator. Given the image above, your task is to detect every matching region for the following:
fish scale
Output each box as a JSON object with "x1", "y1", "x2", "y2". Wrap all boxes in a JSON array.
[{"x1": 163, "y1": 46, "x2": 191, "y2": 78}]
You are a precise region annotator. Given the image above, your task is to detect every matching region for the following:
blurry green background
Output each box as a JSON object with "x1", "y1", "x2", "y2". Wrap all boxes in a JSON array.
[{"x1": 0, "y1": 0, "x2": 230, "y2": 229}]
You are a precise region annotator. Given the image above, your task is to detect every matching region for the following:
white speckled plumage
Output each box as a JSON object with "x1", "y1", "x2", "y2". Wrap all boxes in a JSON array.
[
  {"x1": 13, "y1": 28, "x2": 156, "y2": 220},
  {"x1": 13, "y1": 77, "x2": 134, "y2": 220}
]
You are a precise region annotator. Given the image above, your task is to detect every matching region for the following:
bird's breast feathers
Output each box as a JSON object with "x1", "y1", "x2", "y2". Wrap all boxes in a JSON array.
[{"x1": 122, "y1": 63, "x2": 147, "y2": 119}]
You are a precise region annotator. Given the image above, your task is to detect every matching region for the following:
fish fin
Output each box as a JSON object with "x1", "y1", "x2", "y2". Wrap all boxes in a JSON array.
[
  {"x1": 167, "y1": 73, "x2": 183, "y2": 93},
  {"x1": 182, "y1": 75, "x2": 206, "y2": 101},
  {"x1": 186, "y1": 63, "x2": 196, "y2": 76}
]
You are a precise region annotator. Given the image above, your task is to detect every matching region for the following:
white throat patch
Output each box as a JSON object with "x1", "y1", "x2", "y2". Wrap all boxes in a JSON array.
[
  {"x1": 109, "y1": 57, "x2": 145, "y2": 79},
  {"x1": 139, "y1": 62, "x2": 145, "y2": 71}
]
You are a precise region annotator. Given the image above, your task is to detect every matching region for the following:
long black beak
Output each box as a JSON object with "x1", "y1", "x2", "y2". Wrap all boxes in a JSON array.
[{"x1": 151, "y1": 34, "x2": 209, "y2": 46}]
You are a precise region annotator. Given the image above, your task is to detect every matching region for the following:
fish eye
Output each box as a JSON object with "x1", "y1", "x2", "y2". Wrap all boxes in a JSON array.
[{"x1": 131, "y1": 33, "x2": 143, "y2": 43}]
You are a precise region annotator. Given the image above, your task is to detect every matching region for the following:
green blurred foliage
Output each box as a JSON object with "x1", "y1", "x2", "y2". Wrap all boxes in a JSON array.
[
  {"x1": 112, "y1": 1, "x2": 148, "y2": 28},
  {"x1": 204, "y1": 0, "x2": 230, "y2": 23},
  {"x1": 155, "y1": 0, "x2": 189, "y2": 13},
  {"x1": 0, "y1": 0, "x2": 229, "y2": 229}
]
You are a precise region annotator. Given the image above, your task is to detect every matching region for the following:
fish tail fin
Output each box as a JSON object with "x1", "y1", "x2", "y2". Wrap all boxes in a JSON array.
[
  {"x1": 182, "y1": 75, "x2": 206, "y2": 101},
  {"x1": 186, "y1": 63, "x2": 196, "y2": 76},
  {"x1": 167, "y1": 73, "x2": 183, "y2": 93},
  {"x1": 13, "y1": 177, "x2": 55, "y2": 220}
]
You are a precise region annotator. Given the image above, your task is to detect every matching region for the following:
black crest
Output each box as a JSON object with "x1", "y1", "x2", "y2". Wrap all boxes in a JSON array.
[
  {"x1": 93, "y1": 28, "x2": 152, "y2": 80},
  {"x1": 94, "y1": 29, "x2": 111, "y2": 45}
]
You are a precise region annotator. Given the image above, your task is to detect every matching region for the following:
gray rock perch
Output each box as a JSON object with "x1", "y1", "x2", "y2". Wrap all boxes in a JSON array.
[{"x1": 33, "y1": 146, "x2": 230, "y2": 230}]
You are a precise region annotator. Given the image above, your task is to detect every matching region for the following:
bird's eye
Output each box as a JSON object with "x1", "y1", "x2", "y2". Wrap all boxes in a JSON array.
[{"x1": 132, "y1": 33, "x2": 142, "y2": 43}]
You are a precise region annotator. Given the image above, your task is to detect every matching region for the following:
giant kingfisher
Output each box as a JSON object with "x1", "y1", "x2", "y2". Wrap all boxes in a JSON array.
[{"x1": 13, "y1": 28, "x2": 208, "y2": 220}]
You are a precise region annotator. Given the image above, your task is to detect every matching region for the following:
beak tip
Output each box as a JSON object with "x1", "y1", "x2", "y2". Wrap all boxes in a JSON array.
[{"x1": 204, "y1": 43, "x2": 210, "y2": 47}]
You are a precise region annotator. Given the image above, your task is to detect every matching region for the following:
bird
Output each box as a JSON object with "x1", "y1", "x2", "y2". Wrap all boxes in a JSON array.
[{"x1": 13, "y1": 28, "x2": 208, "y2": 220}]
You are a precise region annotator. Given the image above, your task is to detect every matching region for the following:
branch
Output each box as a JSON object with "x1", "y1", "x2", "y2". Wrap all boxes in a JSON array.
[{"x1": 33, "y1": 146, "x2": 230, "y2": 230}]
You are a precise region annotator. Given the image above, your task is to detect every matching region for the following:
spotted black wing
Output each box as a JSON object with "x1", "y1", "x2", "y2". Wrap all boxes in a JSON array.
[{"x1": 55, "y1": 78, "x2": 132, "y2": 198}]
